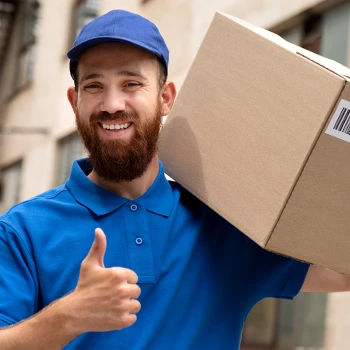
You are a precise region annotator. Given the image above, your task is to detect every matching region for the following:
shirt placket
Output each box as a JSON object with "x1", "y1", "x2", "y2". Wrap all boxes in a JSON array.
[{"x1": 121, "y1": 203, "x2": 155, "y2": 283}]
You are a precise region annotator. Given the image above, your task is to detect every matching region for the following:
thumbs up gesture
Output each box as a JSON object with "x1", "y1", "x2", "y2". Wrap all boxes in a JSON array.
[{"x1": 68, "y1": 228, "x2": 141, "y2": 333}]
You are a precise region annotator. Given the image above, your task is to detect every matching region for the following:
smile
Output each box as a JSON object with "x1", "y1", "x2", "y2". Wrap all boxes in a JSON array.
[{"x1": 99, "y1": 122, "x2": 132, "y2": 130}]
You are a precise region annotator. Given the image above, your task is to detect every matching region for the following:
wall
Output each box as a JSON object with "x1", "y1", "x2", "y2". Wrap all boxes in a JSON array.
[{"x1": 0, "y1": 1, "x2": 349, "y2": 348}]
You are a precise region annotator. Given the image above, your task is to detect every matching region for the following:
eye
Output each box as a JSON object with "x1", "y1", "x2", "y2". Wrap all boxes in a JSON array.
[
  {"x1": 85, "y1": 84, "x2": 102, "y2": 90},
  {"x1": 124, "y1": 82, "x2": 141, "y2": 88}
]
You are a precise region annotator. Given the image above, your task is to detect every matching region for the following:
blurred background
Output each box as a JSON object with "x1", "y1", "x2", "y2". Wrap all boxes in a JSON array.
[{"x1": 0, "y1": 0, "x2": 349, "y2": 349}]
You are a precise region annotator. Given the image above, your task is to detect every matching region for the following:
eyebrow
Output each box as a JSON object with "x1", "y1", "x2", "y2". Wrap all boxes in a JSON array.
[
  {"x1": 117, "y1": 70, "x2": 148, "y2": 81},
  {"x1": 79, "y1": 70, "x2": 148, "y2": 85},
  {"x1": 79, "y1": 73, "x2": 103, "y2": 85}
]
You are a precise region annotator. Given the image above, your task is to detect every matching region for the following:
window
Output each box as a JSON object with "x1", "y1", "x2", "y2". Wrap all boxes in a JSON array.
[
  {"x1": 242, "y1": 298, "x2": 278, "y2": 347},
  {"x1": 320, "y1": 1, "x2": 350, "y2": 66},
  {"x1": 56, "y1": 133, "x2": 84, "y2": 185},
  {"x1": 0, "y1": 1, "x2": 18, "y2": 74},
  {"x1": 301, "y1": 15, "x2": 322, "y2": 54},
  {"x1": 14, "y1": 0, "x2": 40, "y2": 91},
  {"x1": 280, "y1": 1, "x2": 350, "y2": 65},
  {"x1": 241, "y1": 294, "x2": 327, "y2": 350},
  {"x1": 70, "y1": 0, "x2": 100, "y2": 45},
  {"x1": 292, "y1": 293, "x2": 327, "y2": 349},
  {"x1": 280, "y1": 15, "x2": 322, "y2": 55},
  {"x1": 0, "y1": 161, "x2": 22, "y2": 212},
  {"x1": 241, "y1": 298, "x2": 279, "y2": 349}
]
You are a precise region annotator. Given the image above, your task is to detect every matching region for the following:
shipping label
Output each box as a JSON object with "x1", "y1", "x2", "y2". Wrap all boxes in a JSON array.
[{"x1": 325, "y1": 99, "x2": 350, "y2": 143}]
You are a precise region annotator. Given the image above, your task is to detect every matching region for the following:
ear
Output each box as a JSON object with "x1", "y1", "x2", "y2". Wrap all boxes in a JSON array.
[
  {"x1": 160, "y1": 81, "x2": 176, "y2": 116},
  {"x1": 67, "y1": 86, "x2": 78, "y2": 116}
]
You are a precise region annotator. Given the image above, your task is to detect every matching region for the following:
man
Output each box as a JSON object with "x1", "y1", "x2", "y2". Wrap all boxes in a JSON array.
[{"x1": 0, "y1": 9, "x2": 349, "y2": 350}]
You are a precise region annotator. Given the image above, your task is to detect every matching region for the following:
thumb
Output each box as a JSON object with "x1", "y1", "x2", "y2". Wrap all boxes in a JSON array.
[{"x1": 84, "y1": 228, "x2": 106, "y2": 267}]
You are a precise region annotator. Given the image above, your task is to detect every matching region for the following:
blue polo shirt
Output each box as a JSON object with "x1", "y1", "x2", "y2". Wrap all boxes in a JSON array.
[{"x1": 0, "y1": 158, "x2": 309, "y2": 349}]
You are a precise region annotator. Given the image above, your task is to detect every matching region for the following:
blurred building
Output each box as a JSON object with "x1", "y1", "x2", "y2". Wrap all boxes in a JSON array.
[{"x1": 0, "y1": 0, "x2": 350, "y2": 349}]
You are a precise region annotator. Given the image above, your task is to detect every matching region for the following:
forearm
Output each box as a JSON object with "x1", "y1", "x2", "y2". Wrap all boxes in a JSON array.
[
  {"x1": 302, "y1": 265, "x2": 350, "y2": 293},
  {"x1": 0, "y1": 295, "x2": 82, "y2": 350}
]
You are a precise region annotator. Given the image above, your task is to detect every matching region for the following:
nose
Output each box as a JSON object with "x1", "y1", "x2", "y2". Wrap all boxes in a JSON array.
[{"x1": 100, "y1": 88, "x2": 126, "y2": 114}]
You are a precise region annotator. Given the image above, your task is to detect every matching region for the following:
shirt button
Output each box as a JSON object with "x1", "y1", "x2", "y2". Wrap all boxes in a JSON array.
[
  {"x1": 135, "y1": 237, "x2": 143, "y2": 245},
  {"x1": 130, "y1": 204, "x2": 138, "y2": 212}
]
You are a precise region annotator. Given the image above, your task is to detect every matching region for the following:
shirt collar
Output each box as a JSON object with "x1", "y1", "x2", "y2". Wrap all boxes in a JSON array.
[{"x1": 65, "y1": 158, "x2": 174, "y2": 217}]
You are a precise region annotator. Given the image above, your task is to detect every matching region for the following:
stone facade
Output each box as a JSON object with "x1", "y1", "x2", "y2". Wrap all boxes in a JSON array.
[{"x1": 0, "y1": 0, "x2": 349, "y2": 348}]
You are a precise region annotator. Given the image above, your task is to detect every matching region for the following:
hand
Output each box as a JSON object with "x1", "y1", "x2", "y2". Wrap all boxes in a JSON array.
[{"x1": 68, "y1": 228, "x2": 141, "y2": 333}]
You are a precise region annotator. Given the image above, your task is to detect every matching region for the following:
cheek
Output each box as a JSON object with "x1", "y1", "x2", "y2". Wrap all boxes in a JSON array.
[
  {"x1": 136, "y1": 97, "x2": 160, "y2": 116},
  {"x1": 77, "y1": 97, "x2": 96, "y2": 120},
  {"x1": 133, "y1": 87, "x2": 159, "y2": 106}
]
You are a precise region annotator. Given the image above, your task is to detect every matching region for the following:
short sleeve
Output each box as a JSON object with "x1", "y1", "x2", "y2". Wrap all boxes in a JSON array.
[
  {"x1": 0, "y1": 221, "x2": 38, "y2": 326},
  {"x1": 278, "y1": 257, "x2": 310, "y2": 299},
  {"x1": 241, "y1": 234, "x2": 310, "y2": 302}
]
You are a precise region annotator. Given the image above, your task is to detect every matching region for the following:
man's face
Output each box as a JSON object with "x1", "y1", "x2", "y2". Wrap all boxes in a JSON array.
[{"x1": 71, "y1": 42, "x2": 165, "y2": 183}]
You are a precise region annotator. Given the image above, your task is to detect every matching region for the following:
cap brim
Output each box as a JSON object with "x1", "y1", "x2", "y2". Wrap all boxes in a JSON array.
[{"x1": 68, "y1": 37, "x2": 168, "y2": 76}]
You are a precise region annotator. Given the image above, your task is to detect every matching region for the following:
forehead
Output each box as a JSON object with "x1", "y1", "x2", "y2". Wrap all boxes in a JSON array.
[{"x1": 77, "y1": 42, "x2": 159, "y2": 75}]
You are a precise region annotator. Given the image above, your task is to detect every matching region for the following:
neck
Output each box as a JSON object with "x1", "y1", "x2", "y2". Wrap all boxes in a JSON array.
[{"x1": 87, "y1": 155, "x2": 160, "y2": 200}]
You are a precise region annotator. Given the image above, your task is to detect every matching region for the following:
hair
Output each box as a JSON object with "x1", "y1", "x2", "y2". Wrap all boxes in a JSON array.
[
  {"x1": 156, "y1": 57, "x2": 167, "y2": 89},
  {"x1": 72, "y1": 56, "x2": 167, "y2": 92}
]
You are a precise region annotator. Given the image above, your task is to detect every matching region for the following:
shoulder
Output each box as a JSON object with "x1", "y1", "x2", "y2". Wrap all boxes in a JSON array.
[
  {"x1": 169, "y1": 180, "x2": 209, "y2": 211},
  {"x1": 167, "y1": 180, "x2": 236, "y2": 233},
  {"x1": 0, "y1": 185, "x2": 70, "y2": 228}
]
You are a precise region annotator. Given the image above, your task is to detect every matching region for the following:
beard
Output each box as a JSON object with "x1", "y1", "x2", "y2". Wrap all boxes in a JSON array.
[{"x1": 75, "y1": 102, "x2": 162, "y2": 183}]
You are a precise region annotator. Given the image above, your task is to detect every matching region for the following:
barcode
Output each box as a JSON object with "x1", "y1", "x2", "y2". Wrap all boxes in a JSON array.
[
  {"x1": 326, "y1": 99, "x2": 350, "y2": 143},
  {"x1": 333, "y1": 107, "x2": 350, "y2": 135}
]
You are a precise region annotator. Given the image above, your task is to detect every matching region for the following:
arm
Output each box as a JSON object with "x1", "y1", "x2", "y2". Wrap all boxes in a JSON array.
[
  {"x1": 301, "y1": 265, "x2": 350, "y2": 293},
  {"x1": 0, "y1": 296, "x2": 80, "y2": 350},
  {"x1": 0, "y1": 228, "x2": 141, "y2": 350}
]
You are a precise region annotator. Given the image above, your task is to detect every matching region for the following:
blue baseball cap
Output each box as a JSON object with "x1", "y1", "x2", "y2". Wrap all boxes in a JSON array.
[{"x1": 67, "y1": 9, "x2": 169, "y2": 79}]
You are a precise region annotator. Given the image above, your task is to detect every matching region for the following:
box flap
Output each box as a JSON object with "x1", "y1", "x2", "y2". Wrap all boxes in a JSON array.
[{"x1": 220, "y1": 12, "x2": 350, "y2": 79}]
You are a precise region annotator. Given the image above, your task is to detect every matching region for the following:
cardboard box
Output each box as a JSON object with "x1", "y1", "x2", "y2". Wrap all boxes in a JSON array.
[{"x1": 159, "y1": 11, "x2": 350, "y2": 274}]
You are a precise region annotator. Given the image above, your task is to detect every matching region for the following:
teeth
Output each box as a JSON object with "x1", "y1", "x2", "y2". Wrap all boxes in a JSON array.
[{"x1": 102, "y1": 122, "x2": 131, "y2": 130}]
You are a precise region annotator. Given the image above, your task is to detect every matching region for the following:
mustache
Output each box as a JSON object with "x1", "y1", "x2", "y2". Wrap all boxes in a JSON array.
[{"x1": 90, "y1": 111, "x2": 138, "y2": 123}]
